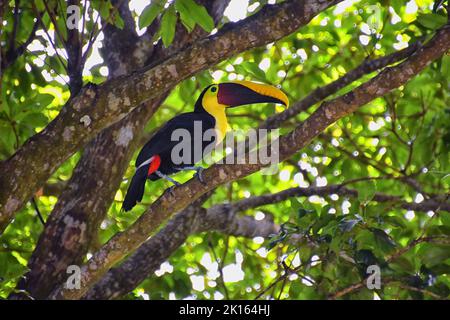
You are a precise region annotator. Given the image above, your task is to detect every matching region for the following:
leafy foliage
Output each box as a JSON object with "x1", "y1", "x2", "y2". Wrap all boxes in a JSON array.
[{"x1": 139, "y1": 0, "x2": 215, "y2": 46}]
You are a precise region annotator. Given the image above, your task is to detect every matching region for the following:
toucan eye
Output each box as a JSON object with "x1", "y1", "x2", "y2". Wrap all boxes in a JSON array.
[{"x1": 211, "y1": 86, "x2": 217, "y2": 93}]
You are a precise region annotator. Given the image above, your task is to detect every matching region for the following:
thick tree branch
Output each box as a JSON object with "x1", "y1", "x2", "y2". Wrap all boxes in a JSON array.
[
  {"x1": 9, "y1": 3, "x2": 157, "y2": 299},
  {"x1": 10, "y1": 0, "x2": 231, "y2": 300},
  {"x1": 0, "y1": 0, "x2": 340, "y2": 233},
  {"x1": 49, "y1": 26, "x2": 450, "y2": 299}
]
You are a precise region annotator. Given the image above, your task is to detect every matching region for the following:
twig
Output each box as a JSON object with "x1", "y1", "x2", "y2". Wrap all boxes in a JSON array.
[
  {"x1": 3, "y1": 16, "x2": 39, "y2": 70},
  {"x1": 43, "y1": 0, "x2": 66, "y2": 45},
  {"x1": 31, "y1": 197, "x2": 45, "y2": 225},
  {"x1": 396, "y1": 283, "x2": 446, "y2": 300},
  {"x1": 328, "y1": 280, "x2": 366, "y2": 300},
  {"x1": 31, "y1": 0, "x2": 68, "y2": 72},
  {"x1": 261, "y1": 41, "x2": 421, "y2": 129},
  {"x1": 9, "y1": 0, "x2": 20, "y2": 52},
  {"x1": 208, "y1": 235, "x2": 230, "y2": 299}
]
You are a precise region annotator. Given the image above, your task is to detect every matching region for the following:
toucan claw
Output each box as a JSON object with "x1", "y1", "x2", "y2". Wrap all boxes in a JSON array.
[
  {"x1": 165, "y1": 184, "x2": 180, "y2": 197},
  {"x1": 194, "y1": 167, "x2": 206, "y2": 185}
]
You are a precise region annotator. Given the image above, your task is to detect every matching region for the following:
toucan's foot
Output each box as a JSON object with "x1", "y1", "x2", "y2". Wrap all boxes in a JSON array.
[
  {"x1": 155, "y1": 170, "x2": 180, "y2": 185},
  {"x1": 194, "y1": 167, "x2": 206, "y2": 185},
  {"x1": 174, "y1": 166, "x2": 206, "y2": 185},
  {"x1": 165, "y1": 179, "x2": 182, "y2": 196},
  {"x1": 165, "y1": 185, "x2": 178, "y2": 196}
]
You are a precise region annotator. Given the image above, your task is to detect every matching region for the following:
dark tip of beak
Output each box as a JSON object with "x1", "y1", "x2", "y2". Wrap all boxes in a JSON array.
[{"x1": 218, "y1": 83, "x2": 286, "y2": 107}]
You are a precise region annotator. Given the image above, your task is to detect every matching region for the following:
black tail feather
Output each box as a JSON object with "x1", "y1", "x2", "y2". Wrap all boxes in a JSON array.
[{"x1": 122, "y1": 167, "x2": 147, "y2": 212}]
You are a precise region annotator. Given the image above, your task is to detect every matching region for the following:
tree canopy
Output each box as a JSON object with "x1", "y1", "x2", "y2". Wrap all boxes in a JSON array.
[{"x1": 0, "y1": 0, "x2": 449, "y2": 300}]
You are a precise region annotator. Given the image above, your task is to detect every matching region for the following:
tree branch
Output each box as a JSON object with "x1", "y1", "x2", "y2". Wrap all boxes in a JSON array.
[
  {"x1": 261, "y1": 42, "x2": 421, "y2": 129},
  {"x1": 215, "y1": 185, "x2": 450, "y2": 213},
  {"x1": 2, "y1": 13, "x2": 40, "y2": 71},
  {"x1": 9, "y1": 0, "x2": 231, "y2": 300}
]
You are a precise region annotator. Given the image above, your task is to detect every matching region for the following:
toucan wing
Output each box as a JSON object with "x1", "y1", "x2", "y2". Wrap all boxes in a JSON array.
[{"x1": 135, "y1": 112, "x2": 215, "y2": 168}]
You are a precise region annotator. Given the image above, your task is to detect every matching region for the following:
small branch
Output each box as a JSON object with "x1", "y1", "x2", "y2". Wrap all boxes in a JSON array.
[
  {"x1": 31, "y1": 0, "x2": 68, "y2": 72},
  {"x1": 396, "y1": 283, "x2": 446, "y2": 300},
  {"x1": 208, "y1": 236, "x2": 230, "y2": 299},
  {"x1": 43, "y1": 0, "x2": 66, "y2": 46},
  {"x1": 261, "y1": 42, "x2": 421, "y2": 129},
  {"x1": 329, "y1": 277, "x2": 447, "y2": 300},
  {"x1": 328, "y1": 280, "x2": 367, "y2": 300},
  {"x1": 386, "y1": 235, "x2": 449, "y2": 264},
  {"x1": 30, "y1": 197, "x2": 45, "y2": 225},
  {"x1": 222, "y1": 185, "x2": 450, "y2": 213},
  {"x1": 3, "y1": 17, "x2": 39, "y2": 71},
  {"x1": 9, "y1": 0, "x2": 20, "y2": 52}
]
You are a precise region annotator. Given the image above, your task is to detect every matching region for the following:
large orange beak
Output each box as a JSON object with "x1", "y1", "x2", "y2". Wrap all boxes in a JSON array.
[{"x1": 217, "y1": 81, "x2": 289, "y2": 108}]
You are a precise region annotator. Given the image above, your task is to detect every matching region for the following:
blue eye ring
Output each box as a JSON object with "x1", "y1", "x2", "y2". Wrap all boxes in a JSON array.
[{"x1": 211, "y1": 86, "x2": 217, "y2": 92}]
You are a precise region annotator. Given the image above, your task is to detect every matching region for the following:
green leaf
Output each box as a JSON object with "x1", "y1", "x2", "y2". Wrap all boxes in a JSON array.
[
  {"x1": 139, "y1": 2, "x2": 164, "y2": 29},
  {"x1": 97, "y1": 1, "x2": 113, "y2": 21},
  {"x1": 160, "y1": 5, "x2": 177, "y2": 48},
  {"x1": 441, "y1": 212, "x2": 450, "y2": 228},
  {"x1": 371, "y1": 228, "x2": 396, "y2": 254},
  {"x1": 416, "y1": 13, "x2": 447, "y2": 30},
  {"x1": 389, "y1": 257, "x2": 415, "y2": 275},
  {"x1": 267, "y1": 231, "x2": 288, "y2": 250},
  {"x1": 1, "y1": 90, "x2": 10, "y2": 116},
  {"x1": 357, "y1": 180, "x2": 377, "y2": 204},
  {"x1": 175, "y1": 0, "x2": 196, "y2": 32},
  {"x1": 234, "y1": 62, "x2": 268, "y2": 82},
  {"x1": 243, "y1": 62, "x2": 268, "y2": 82},
  {"x1": 297, "y1": 208, "x2": 314, "y2": 221},
  {"x1": 339, "y1": 218, "x2": 360, "y2": 233},
  {"x1": 180, "y1": 0, "x2": 215, "y2": 32},
  {"x1": 20, "y1": 113, "x2": 48, "y2": 127},
  {"x1": 312, "y1": 212, "x2": 334, "y2": 235},
  {"x1": 35, "y1": 93, "x2": 55, "y2": 108},
  {"x1": 175, "y1": 0, "x2": 214, "y2": 32},
  {"x1": 383, "y1": 215, "x2": 407, "y2": 229},
  {"x1": 418, "y1": 243, "x2": 450, "y2": 268},
  {"x1": 114, "y1": 13, "x2": 125, "y2": 30},
  {"x1": 355, "y1": 230, "x2": 376, "y2": 251}
]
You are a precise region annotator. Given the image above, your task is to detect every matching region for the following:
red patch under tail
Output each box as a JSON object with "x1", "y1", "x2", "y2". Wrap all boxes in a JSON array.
[{"x1": 147, "y1": 155, "x2": 161, "y2": 176}]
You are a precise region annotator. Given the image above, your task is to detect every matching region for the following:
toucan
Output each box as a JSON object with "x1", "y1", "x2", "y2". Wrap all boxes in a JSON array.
[{"x1": 122, "y1": 81, "x2": 289, "y2": 211}]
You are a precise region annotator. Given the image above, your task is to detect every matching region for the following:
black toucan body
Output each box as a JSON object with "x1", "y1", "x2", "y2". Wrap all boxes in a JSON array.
[{"x1": 122, "y1": 81, "x2": 289, "y2": 211}]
